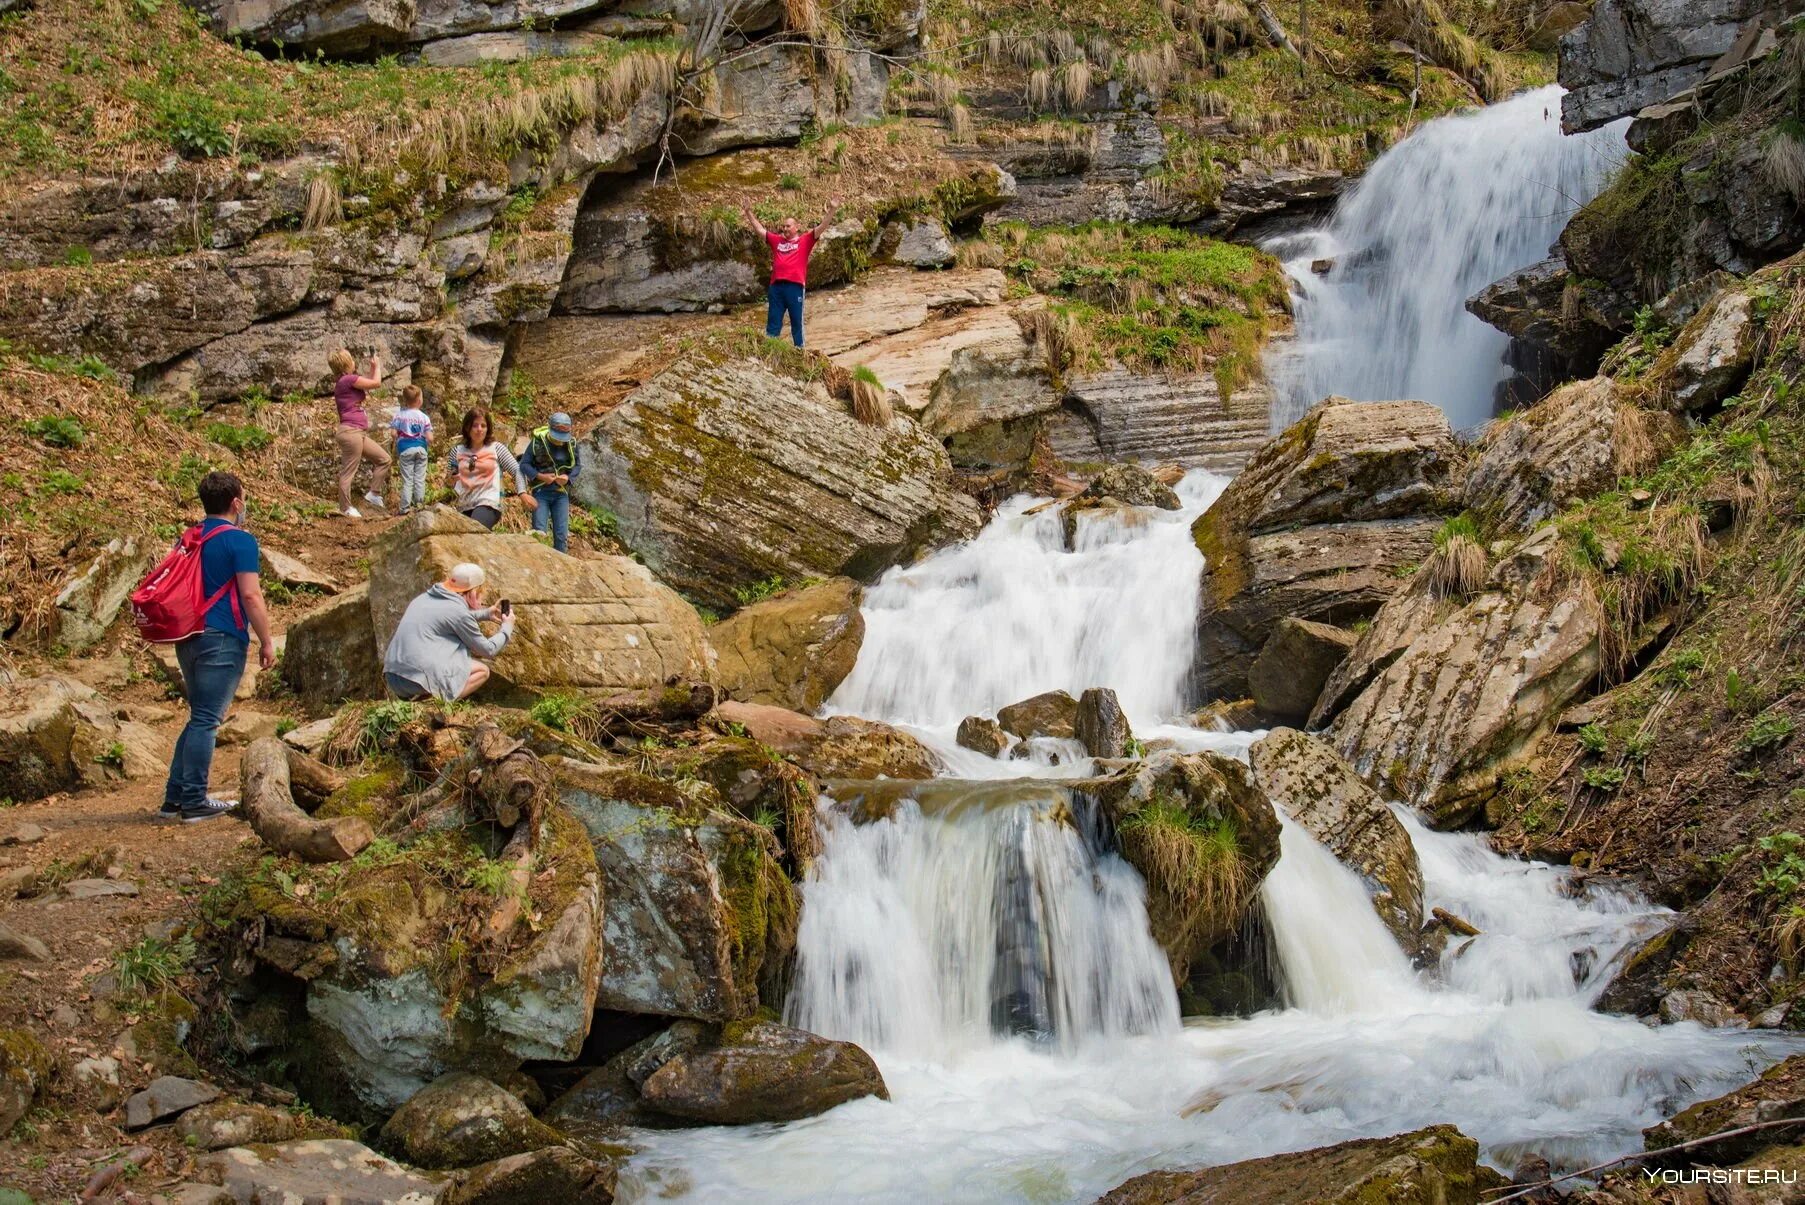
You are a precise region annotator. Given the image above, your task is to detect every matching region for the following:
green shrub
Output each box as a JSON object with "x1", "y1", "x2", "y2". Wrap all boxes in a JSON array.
[
  {"x1": 1758, "y1": 833, "x2": 1805, "y2": 898},
  {"x1": 203, "y1": 420, "x2": 274, "y2": 453},
  {"x1": 22, "y1": 414, "x2": 84, "y2": 448},
  {"x1": 1740, "y1": 710, "x2": 1796, "y2": 754},
  {"x1": 1577, "y1": 723, "x2": 1610, "y2": 756},
  {"x1": 115, "y1": 933, "x2": 196, "y2": 995},
  {"x1": 733, "y1": 575, "x2": 786, "y2": 606},
  {"x1": 1581, "y1": 765, "x2": 1626, "y2": 790}
]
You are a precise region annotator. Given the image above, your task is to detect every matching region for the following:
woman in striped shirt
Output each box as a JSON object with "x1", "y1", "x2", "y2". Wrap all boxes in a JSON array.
[{"x1": 446, "y1": 409, "x2": 529, "y2": 529}]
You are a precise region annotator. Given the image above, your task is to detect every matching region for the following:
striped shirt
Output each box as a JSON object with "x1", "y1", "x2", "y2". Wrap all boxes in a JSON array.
[{"x1": 448, "y1": 441, "x2": 528, "y2": 513}]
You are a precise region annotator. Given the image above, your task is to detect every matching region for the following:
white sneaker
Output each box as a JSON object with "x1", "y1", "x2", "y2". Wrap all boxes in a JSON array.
[
  {"x1": 364, "y1": 492, "x2": 386, "y2": 509},
  {"x1": 342, "y1": 506, "x2": 363, "y2": 519}
]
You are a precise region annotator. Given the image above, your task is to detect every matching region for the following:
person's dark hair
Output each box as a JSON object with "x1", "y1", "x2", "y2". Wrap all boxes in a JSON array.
[
  {"x1": 460, "y1": 408, "x2": 493, "y2": 449},
  {"x1": 198, "y1": 470, "x2": 244, "y2": 515}
]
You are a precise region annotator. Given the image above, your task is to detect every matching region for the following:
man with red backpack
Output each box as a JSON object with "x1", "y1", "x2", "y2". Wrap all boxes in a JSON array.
[{"x1": 156, "y1": 471, "x2": 275, "y2": 823}]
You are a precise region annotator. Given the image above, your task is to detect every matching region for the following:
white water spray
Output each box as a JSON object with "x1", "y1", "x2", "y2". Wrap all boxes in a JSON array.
[{"x1": 1267, "y1": 86, "x2": 1627, "y2": 430}]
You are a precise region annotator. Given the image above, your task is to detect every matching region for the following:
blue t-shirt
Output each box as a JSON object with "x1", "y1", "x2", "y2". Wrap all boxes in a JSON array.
[{"x1": 198, "y1": 517, "x2": 259, "y2": 642}]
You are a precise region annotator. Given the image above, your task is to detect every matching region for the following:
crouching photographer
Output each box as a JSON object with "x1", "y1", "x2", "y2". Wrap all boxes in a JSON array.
[{"x1": 383, "y1": 562, "x2": 515, "y2": 702}]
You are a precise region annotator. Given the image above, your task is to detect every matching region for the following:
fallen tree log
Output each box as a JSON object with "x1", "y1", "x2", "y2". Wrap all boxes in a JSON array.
[
  {"x1": 285, "y1": 748, "x2": 345, "y2": 813},
  {"x1": 242, "y1": 737, "x2": 374, "y2": 863},
  {"x1": 591, "y1": 680, "x2": 723, "y2": 724},
  {"x1": 466, "y1": 724, "x2": 550, "y2": 831}
]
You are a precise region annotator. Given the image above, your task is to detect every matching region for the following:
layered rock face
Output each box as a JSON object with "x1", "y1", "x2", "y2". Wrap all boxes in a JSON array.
[
  {"x1": 572, "y1": 355, "x2": 982, "y2": 611},
  {"x1": 0, "y1": 676, "x2": 166, "y2": 803},
  {"x1": 1558, "y1": 0, "x2": 1774, "y2": 132},
  {"x1": 1191, "y1": 397, "x2": 1462, "y2": 701}
]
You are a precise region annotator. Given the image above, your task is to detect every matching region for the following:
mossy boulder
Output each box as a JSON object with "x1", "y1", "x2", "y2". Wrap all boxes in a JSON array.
[
  {"x1": 0, "y1": 675, "x2": 166, "y2": 803},
  {"x1": 380, "y1": 1072, "x2": 566, "y2": 1170},
  {"x1": 708, "y1": 577, "x2": 865, "y2": 712},
  {"x1": 0, "y1": 1026, "x2": 51, "y2": 1135},
  {"x1": 442, "y1": 1145, "x2": 619, "y2": 1205},
  {"x1": 555, "y1": 760, "x2": 798, "y2": 1021},
  {"x1": 1643, "y1": 1053, "x2": 1805, "y2": 1167},
  {"x1": 281, "y1": 582, "x2": 384, "y2": 708},
  {"x1": 715, "y1": 701, "x2": 939, "y2": 780}
]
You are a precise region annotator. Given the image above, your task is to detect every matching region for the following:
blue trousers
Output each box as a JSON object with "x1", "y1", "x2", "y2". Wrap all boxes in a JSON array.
[
  {"x1": 766, "y1": 280, "x2": 806, "y2": 347},
  {"x1": 163, "y1": 629, "x2": 247, "y2": 808},
  {"x1": 533, "y1": 486, "x2": 570, "y2": 553}
]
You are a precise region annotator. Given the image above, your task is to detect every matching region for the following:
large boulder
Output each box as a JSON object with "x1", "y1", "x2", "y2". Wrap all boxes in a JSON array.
[
  {"x1": 708, "y1": 578, "x2": 865, "y2": 712},
  {"x1": 1328, "y1": 527, "x2": 1601, "y2": 828},
  {"x1": 1465, "y1": 256, "x2": 1616, "y2": 386},
  {"x1": 1247, "y1": 728, "x2": 1424, "y2": 948},
  {"x1": 1047, "y1": 366, "x2": 1275, "y2": 474},
  {"x1": 1558, "y1": 0, "x2": 1771, "y2": 133},
  {"x1": 1099, "y1": 1125, "x2": 1496, "y2": 1204},
  {"x1": 714, "y1": 701, "x2": 939, "y2": 780},
  {"x1": 1074, "y1": 687, "x2": 1133, "y2": 760},
  {"x1": 280, "y1": 582, "x2": 384, "y2": 707},
  {"x1": 996, "y1": 689, "x2": 1080, "y2": 740},
  {"x1": 1191, "y1": 397, "x2": 1460, "y2": 700},
  {"x1": 51, "y1": 535, "x2": 155, "y2": 652},
  {"x1": 1646, "y1": 282, "x2": 1762, "y2": 411},
  {"x1": 1081, "y1": 751, "x2": 1282, "y2": 982},
  {"x1": 555, "y1": 760, "x2": 797, "y2": 1021},
  {"x1": 442, "y1": 1145, "x2": 618, "y2": 1205},
  {"x1": 0, "y1": 676, "x2": 165, "y2": 802},
  {"x1": 572, "y1": 356, "x2": 982, "y2": 611},
  {"x1": 1246, "y1": 617, "x2": 1356, "y2": 724},
  {"x1": 380, "y1": 1072, "x2": 564, "y2": 1170},
  {"x1": 199, "y1": 1139, "x2": 441, "y2": 1205},
  {"x1": 367, "y1": 507, "x2": 713, "y2": 697}
]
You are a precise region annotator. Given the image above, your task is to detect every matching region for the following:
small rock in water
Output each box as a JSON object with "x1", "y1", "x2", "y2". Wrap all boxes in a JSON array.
[
  {"x1": 442, "y1": 1145, "x2": 619, "y2": 1205},
  {"x1": 955, "y1": 715, "x2": 1009, "y2": 758},
  {"x1": 124, "y1": 1075, "x2": 220, "y2": 1130},
  {"x1": 637, "y1": 1020, "x2": 888, "y2": 1125},
  {"x1": 1074, "y1": 687, "x2": 1133, "y2": 759},
  {"x1": 1659, "y1": 989, "x2": 1744, "y2": 1029},
  {"x1": 997, "y1": 690, "x2": 1079, "y2": 740}
]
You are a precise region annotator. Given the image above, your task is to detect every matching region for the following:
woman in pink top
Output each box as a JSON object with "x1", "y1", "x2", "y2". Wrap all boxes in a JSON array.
[
  {"x1": 741, "y1": 198, "x2": 838, "y2": 348},
  {"x1": 327, "y1": 347, "x2": 393, "y2": 519}
]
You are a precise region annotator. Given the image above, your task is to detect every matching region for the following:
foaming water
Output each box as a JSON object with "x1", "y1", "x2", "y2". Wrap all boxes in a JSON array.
[{"x1": 1266, "y1": 86, "x2": 1627, "y2": 430}]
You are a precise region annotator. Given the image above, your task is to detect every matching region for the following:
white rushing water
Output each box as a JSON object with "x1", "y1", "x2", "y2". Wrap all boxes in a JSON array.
[{"x1": 1266, "y1": 85, "x2": 1627, "y2": 430}]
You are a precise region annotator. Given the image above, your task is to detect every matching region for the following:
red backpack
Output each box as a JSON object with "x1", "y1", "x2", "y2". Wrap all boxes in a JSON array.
[{"x1": 130, "y1": 524, "x2": 243, "y2": 643}]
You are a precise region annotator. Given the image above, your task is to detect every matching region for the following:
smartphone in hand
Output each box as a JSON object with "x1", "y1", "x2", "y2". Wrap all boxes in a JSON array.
[{"x1": 498, "y1": 599, "x2": 512, "y2": 617}]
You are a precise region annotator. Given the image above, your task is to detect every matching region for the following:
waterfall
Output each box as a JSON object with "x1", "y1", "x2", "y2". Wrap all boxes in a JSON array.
[{"x1": 1266, "y1": 86, "x2": 1627, "y2": 430}]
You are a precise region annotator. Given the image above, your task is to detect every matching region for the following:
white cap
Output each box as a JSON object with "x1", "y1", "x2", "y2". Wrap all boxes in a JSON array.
[{"x1": 442, "y1": 562, "x2": 486, "y2": 593}]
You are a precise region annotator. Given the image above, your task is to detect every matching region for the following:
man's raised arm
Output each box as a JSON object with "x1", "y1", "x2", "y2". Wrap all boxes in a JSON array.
[{"x1": 741, "y1": 202, "x2": 768, "y2": 237}]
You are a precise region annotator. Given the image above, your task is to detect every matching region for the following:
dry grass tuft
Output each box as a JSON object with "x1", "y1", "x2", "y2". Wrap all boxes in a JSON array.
[
  {"x1": 1118, "y1": 798, "x2": 1251, "y2": 970},
  {"x1": 848, "y1": 371, "x2": 895, "y2": 427},
  {"x1": 301, "y1": 174, "x2": 343, "y2": 232},
  {"x1": 1424, "y1": 534, "x2": 1488, "y2": 598}
]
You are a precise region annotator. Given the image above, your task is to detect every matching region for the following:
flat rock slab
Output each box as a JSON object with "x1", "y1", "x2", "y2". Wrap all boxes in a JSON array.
[
  {"x1": 2, "y1": 823, "x2": 47, "y2": 845},
  {"x1": 60, "y1": 878, "x2": 140, "y2": 900},
  {"x1": 262, "y1": 546, "x2": 340, "y2": 594},
  {"x1": 200, "y1": 1139, "x2": 442, "y2": 1204},
  {"x1": 125, "y1": 1075, "x2": 220, "y2": 1130}
]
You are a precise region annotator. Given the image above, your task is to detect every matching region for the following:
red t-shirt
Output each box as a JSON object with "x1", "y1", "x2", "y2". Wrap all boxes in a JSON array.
[{"x1": 766, "y1": 230, "x2": 816, "y2": 285}]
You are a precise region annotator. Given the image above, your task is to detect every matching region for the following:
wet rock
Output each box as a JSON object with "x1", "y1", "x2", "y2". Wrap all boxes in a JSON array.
[
  {"x1": 1247, "y1": 617, "x2": 1356, "y2": 724},
  {"x1": 125, "y1": 1075, "x2": 220, "y2": 1129},
  {"x1": 1082, "y1": 463, "x2": 1181, "y2": 510},
  {"x1": 637, "y1": 1020, "x2": 888, "y2": 1124},
  {"x1": 381, "y1": 1072, "x2": 565, "y2": 1170},
  {"x1": 714, "y1": 701, "x2": 940, "y2": 780},
  {"x1": 1082, "y1": 751, "x2": 1282, "y2": 981},
  {"x1": 544, "y1": 1022, "x2": 713, "y2": 1136},
  {"x1": 0, "y1": 921, "x2": 49, "y2": 961},
  {"x1": 1466, "y1": 256, "x2": 1616, "y2": 385},
  {"x1": 176, "y1": 1101, "x2": 311, "y2": 1150},
  {"x1": 198, "y1": 1139, "x2": 441, "y2": 1205},
  {"x1": 1464, "y1": 377, "x2": 1684, "y2": 534},
  {"x1": 1644, "y1": 1053, "x2": 1805, "y2": 1166},
  {"x1": 708, "y1": 577, "x2": 865, "y2": 712},
  {"x1": 1658, "y1": 988, "x2": 1743, "y2": 1028},
  {"x1": 442, "y1": 1145, "x2": 618, "y2": 1204},
  {"x1": 997, "y1": 690, "x2": 1080, "y2": 740},
  {"x1": 1049, "y1": 366, "x2": 1275, "y2": 474},
  {"x1": 1647, "y1": 283, "x2": 1760, "y2": 411},
  {"x1": 1328, "y1": 528, "x2": 1601, "y2": 827},
  {"x1": 1247, "y1": 729, "x2": 1424, "y2": 948},
  {"x1": 52, "y1": 535, "x2": 155, "y2": 652},
  {"x1": 368, "y1": 508, "x2": 712, "y2": 698},
  {"x1": 1099, "y1": 1124, "x2": 1494, "y2": 1204},
  {"x1": 574, "y1": 357, "x2": 981, "y2": 612},
  {"x1": 1059, "y1": 497, "x2": 1148, "y2": 553},
  {"x1": 0, "y1": 675, "x2": 166, "y2": 802},
  {"x1": 0, "y1": 1027, "x2": 51, "y2": 1135},
  {"x1": 1192, "y1": 397, "x2": 1459, "y2": 700},
  {"x1": 1074, "y1": 687, "x2": 1133, "y2": 759},
  {"x1": 884, "y1": 216, "x2": 956, "y2": 269},
  {"x1": 556, "y1": 760, "x2": 796, "y2": 1021},
  {"x1": 956, "y1": 715, "x2": 1010, "y2": 757},
  {"x1": 1191, "y1": 698, "x2": 1263, "y2": 733},
  {"x1": 1558, "y1": 0, "x2": 1769, "y2": 133}
]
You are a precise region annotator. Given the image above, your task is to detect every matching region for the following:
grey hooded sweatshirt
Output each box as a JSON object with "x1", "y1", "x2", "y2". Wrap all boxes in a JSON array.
[{"x1": 383, "y1": 583, "x2": 513, "y2": 701}]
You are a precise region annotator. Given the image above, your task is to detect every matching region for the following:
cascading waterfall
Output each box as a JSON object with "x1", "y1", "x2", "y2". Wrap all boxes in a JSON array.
[
  {"x1": 618, "y1": 96, "x2": 1798, "y2": 1205},
  {"x1": 1266, "y1": 85, "x2": 1628, "y2": 430}
]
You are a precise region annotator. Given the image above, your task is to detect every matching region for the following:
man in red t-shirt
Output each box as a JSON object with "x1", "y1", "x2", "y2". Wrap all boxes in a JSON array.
[{"x1": 742, "y1": 200, "x2": 838, "y2": 348}]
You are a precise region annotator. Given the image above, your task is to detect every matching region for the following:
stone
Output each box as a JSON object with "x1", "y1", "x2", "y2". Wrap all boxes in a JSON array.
[
  {"x1": 1648, "y1": 283, "x2": 1760, "y2": 411},
  {"x1": 955, "y1": 715, "x2": 1010, "y2": 757},
  {"x1": 280, "y1": 583, "x2": 384, "y2": 707},
  {"x1": 1081, "y1": 751, "x2": 1282, "y2": 981},
  {"x1": 175, "y1": 1101, "x2": 310, "y2": 1150},
  {"x1": 1466, "y1": 256, "x2": 1616, "y2": 385},
  {"x1": 1328, "y1": 528, "x2": 1601, "y2": 828},
  {"x1": 573, "y1": 358, "x2": 981, "y2": 612},
  {"x1": 807, "y1": 268, "x2": 1010, "y2": 358},
  {"x1": 417, "y1": 27, "x2": 610, "y2": 66},
  {"x1": 153, "y1": 1186, "x2": 235, "y2": 1205},
  {"x1": 442, "y1": 1145, "x2": 618, "y2": 1205},
  {"x1": 544, "y1": 1023, "x2": 713, "y2": 1136},
  {"x1": 1658, "y1": 989, "x2": 1742, "y2": 1028},
  {"x1": 1191, "y1": 699, "x2": 1263, "y2": 732},
  {"x1": 1192, "y1": 397, "x2": 1460, "y2": 700},
  {"x1": 708, "y1": 577, "x2": 865, "y2": 712},
  {"x1": 262, "y1": 546, "x2": 340, "y2": 594},
  {"x1": 886, "y1": 217, "x2": 956, "y2": 268},
  {"x1": 70, "y1": 1055, "x2": 122, "y2": 1108},
  {"x1": 217, "y1": 711, "x2": 280, "y2": 748},
  {"x1": 0, "y1": 1028, "x2": 52, "y2": 1136},
  {"x1": 915, "y1": 309, "x2": 1059, "y2": 439},
  {"x1": 556, "y1": 760, "x2": 796, "y2": 1021},
  {"x1": 1074, "y1": 687, "x2": 1133, "y2": 759},
  {"x1": 1047, "y1": 366, "x2": 1277, "y2": 473},
  {"x1": 0, "y1": 675, "x2": 166, "y2": 801},
  {"x1": 125, "y1": 1075, "x2": 221, "y2": 1130},
  {"x1": 1558, "y1": 0, "x2": 1770, "y2": 132},
  {"x1": 1247, "y1": 728, "x2": 1425, "y2": 948},
  {"x1": 2, "y1": 822, "x2": 45, "y2": 845},
  {"x1": 60, "y1": 877, "x2": 140, "y2": 899},
  {"x1": 0, "y1": 921, "x2": 49, "y2": 961},
  {"x1": 1099, "y1": 1124, "x2": 1492, "y2": 1204},
  {"x1": 1644, "y1": 1053, "x2": 1805, "y2": 1167},
  {"x1": 199, "y1": 1139, "x2": 440, "y2": 1205},
  {"x1": 282, "y1": 716, "x2": 338, "y2": 756},
  {"x1": 52, "y1": 536, "x2": 155, "y2": 652},
  {"x1": 368, "y1": 508, "x2": 712, "y2": 697},
  {"x1": 1082, "y1": 463, "x2": 1181, "y2": 510},
  {"x1": 1247, "y1": 618, "x2": 1356, "y2": 724},
  {"x1": 638, "y1": 1020, "x2": 887, "y2": 1124},
  {"x1": 381, "y1": 1072, "x2": 564, "y2": 1170},
  {"x1": 714, "y1": 701, "x2": 940, "y2": 780},
  {"x1": 1465, "y1": 376, "x2": 1684, "y2": 534},
  {"x1": 997, "y1": 690, "x2": 1080, "y2": 740}
]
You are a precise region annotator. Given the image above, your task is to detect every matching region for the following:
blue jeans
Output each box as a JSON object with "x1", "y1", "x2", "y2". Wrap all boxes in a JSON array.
[
  {"x1": 163, "y1": 629, "x2": 247, "y2": 809},
  {"x1": 533, "y1": 487, "x2": 570, "y2": 553},
  {"x1": 766, "y1": 280, "x2": 805, "y2": 347}
]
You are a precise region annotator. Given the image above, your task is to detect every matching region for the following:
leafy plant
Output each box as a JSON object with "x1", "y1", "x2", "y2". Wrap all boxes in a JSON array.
[
  {"x1": 1581, "y1": 765, "x2": 1626, "y2": 790},
  {"x1": 114, "y1": 933, "x2": 196, "y2": 995},
  {"x1": 569, "y1": 502, "x2": 620, "y2": 542},
  {"x1": 1655, "y1": 648, "x2": 1708, "y2": 689},
  {"x1": 62, "y1": 245, "x2": 92, "y2": 266},
  {"x1": 732, "y1": 575, "x2": 786, "y2": 606},
  {"x1": 203, "y1": 420, "x2": 274, "y2": 453},
  {"x1": 1123, "y1": 736, "x2": 1148, "y2": 758},
  {"x1": 1758, "y1": 833, "x2": 1805, "y2": 898},
  {"x1": 502, "y1": 367, "x2": 537, "y2": 422},
  {"x1": 1740, "y1": 710, "x2": 1796, "y2": 754},
  {"x1": 779, "y1": 172, "x2": 804, "y2": 191},
  {"x1": 1577, "y1": 723, "x2": 1610, "y2": 756},
  {"x1": 529, "y1": 690, "x2": 595, "y2": 735},
  {"x1": 94, "y1": 741, "x2": 126, "y2": 770},
  {"x1": 358, "y1": 701, "x2": 418, "y2": 758},
  {"x1": 22, "y1": 414, "x2": 84, "y2": 448},
  {"x1": 42, "y1": 469, "x2": 84, "y2": 494}
]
